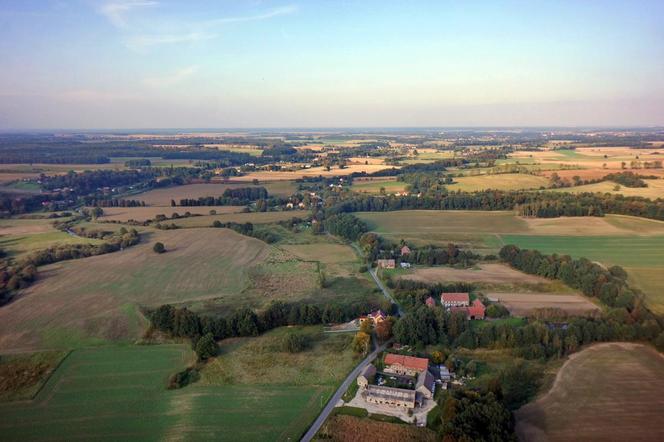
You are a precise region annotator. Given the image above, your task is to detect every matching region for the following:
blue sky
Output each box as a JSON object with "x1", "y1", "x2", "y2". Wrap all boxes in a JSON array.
[{"x1": 0, "y1": 0, "x2": 662, "y2": 128}]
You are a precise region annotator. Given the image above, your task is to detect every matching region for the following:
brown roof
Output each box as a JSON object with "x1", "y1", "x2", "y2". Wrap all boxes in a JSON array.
[
  {"x1": 384, "y1": 353, "x2": 429, "y2": 372},
  {"x1": 441, "y1": 292, "x2": 469, "y2": 303}
]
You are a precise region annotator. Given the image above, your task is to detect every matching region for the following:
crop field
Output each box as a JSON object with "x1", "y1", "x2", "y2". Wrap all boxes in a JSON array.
[
  {"x1": 516, "y1": 343, "x2": 664, "y2": 442},
  {"x1": 446, "y1": 173, "x2": 550, "y2": 192},
  {"x1": 0, "y1": 229, "x2": 320, "y2": 351},
  {"x1": 135, "y1": 182, "x2": 297, "y2": 206},
  {"x1": 99, "y1": 205, "x2": 245, "y2": 222},
  {"x1": 350, "y1": 179, "x2": 407, "y2": 194},
  {"x1": 489, "y1": 292, "x2": 600, "y2": 317},
  {"x1": 0, "y1": 350, "x2": 68, "y2": 401},
  {"x1": 400, "y1": 263, "x2": 549, "y2": 285},
  {"x1": 358, "y1": 211, "x2": 664, "y2": 311},
  {"x1": 0, "y1": 345, "x2": 330, "y2": 442},
  {"x1": 280, "y1": 243, "x2": 359, "y2": 277},
  {"x1": 318, "y1": 415, "x2": 437, "y2": 442},
  {"x1": 552, "y1": 178, "x2": 664, "y2": 199},
  {"x1": 240, "y1": 163, "x2": 396, "y2": 181}
]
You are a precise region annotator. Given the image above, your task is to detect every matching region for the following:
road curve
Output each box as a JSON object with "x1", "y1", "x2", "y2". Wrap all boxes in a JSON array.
[{"x1": 300, "y1": 340, "x2": 389, "y2": 442}]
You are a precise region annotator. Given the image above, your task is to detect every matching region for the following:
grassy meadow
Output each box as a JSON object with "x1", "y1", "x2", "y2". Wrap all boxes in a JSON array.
[
  {"x1": 446, "y1": 173, "x2": 549, "y2": 192},
  {"x1": 135, "y1": 182, "x2": 298, "y2": 206},
  {"x1": 0, "y1": 344, "x2": 334, "y2": 441}
]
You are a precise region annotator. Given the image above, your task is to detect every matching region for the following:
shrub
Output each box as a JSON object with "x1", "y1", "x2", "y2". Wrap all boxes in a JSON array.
[
  {"x1": 282, "y1": 332, "x2": 310, "y2": 353},
  {"x1": 194, "y1": 332, "x2": 218, "y2": 360},
  {"x1": 153, "y1": 242, "x2": 166, "y2": 254}
]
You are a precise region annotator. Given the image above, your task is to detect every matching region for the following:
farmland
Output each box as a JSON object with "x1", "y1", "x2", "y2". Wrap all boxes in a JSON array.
[
  {"x1": 488, "y1": 292, "x2": 600, "y2": 317},
  {"x1": 135, "y1": 182, "x2": 297, "y2": 205},
  {"x1": 359, "y1": 211, "x2": 664, "y2": 312},
  {"x1": 0, "y1": 344, "x2": 332, "y2": 442},
  {"x1": 516, "y1": 343, "x2": 664, "y2": 442},
  {"x1": 350, "y1": 179, "x2": 408, "y2": 194},
  {"x1": 99, "y1": 205, "x2": 245, "y2": 222},
  {"x1": 552, "y1": 178, "x2": 664, "y2": 199},
  {"x1": 170, "y1": 210, "x2": 309, "y2": 227},
  {"x1": 0, "y1": 229, "x2": 321, "y2": 351},
  {"x1": 446, "y1": 173, "x2": 549, "y2": 192}
]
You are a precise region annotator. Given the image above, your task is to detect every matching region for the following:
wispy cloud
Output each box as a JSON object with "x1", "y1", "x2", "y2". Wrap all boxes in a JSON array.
[
  {"x1": 100, "y1": 0, "x2": 158, "y2": 28},
  {"x1": 99, "y1": 3, "x2": 297, "y2": 51},
  {"x1": 143, "y1": 65, "x2": 199, "y2": 87}
]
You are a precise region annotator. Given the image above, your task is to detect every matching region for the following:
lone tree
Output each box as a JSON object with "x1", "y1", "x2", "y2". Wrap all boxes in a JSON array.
[
  {"x1": 153, "y1": 242, "x2": 166, "y2": 254},
  {"x1": 195, "y1": 333, "x2": 218, "y2": 360}
]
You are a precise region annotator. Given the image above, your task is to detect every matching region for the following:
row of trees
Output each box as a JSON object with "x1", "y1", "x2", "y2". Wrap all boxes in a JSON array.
[
  {"x1": 323, "y1": 213, "x2": 369, "y2": 241},
  {"x1": 148, "y1": 299, "x2": 384, "y2": 343},
  {"x1": 499, "y1": 245, "x2": 638, "y2": 310},
  {"x1": 175, "y1": 187, "x2": 270, "y2": 206}
]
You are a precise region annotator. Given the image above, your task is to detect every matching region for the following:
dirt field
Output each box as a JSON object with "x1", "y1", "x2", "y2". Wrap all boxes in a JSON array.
[
  {"x1": 400, "y1": 263, "x2": 551, "y2": 285},
  {"x1": 516, "y1": 343, "x2": 664, "y2": 442},
  {"x1": 318, "y1": 415, "x2": 437, "y2": 442},
  {"x1": 99, "y1": 205, "x2": 244, "y2": 221},
  {"x1": 489, "y1": 292, "x2": 600, "y2": 316},
  {"x1": 135, "y1": 182, "x2": 297, "y2": 206},
  {"x1": 0, "y1": 228, "x2": 319, "y2": 351}
]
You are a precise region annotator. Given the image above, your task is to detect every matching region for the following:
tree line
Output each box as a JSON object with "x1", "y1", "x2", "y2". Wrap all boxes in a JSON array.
[{"x1": 175, "y1": 187, "x2": 269, "y2": 206}]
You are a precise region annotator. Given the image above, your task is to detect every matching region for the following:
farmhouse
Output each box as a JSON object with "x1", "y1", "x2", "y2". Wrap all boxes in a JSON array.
[
  {"x1": 400, "y1": 245, "x2": 411, "y2": 256},
  {"x1": 416, "y1": 370, "x2": 436, "y2": 399},
  {"x1": 365, "y1": 385, "x2": 416, "y2": 408},
  {"x1": 359, "y1": 310, "x2": 387, "y2": 325},
  {"x1": 425, "y1": 296, "x2": 436, "y2": 308},
  {"x1": 451, "y1": 299, "x2": 486, "y2": 320},
  {"x1": 441, "y1": 292, "x2": 470, "y2": 308},
  {"x1": 377, "y1": 259, "x2": 396, "y2": 269},
  {"x1": 384, "y1": 354, "x2": 429, "y2": 376},
  {"x1": 357, "y1": 364, "x2": 376, "y2": 388}
]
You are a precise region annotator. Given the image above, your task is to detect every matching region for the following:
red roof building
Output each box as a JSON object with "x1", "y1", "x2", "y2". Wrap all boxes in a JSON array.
[
  {"x1": 441, "y1": 292, "x2": 470, "y2": 308},
  {"x1": 425, "y1": 296, "x2": 436, "y2": 308},
  {"x1": 400, "y1": 245, "x2": 411, "y2": 256},
  {"x1": 451, "y1": 299, "x2": 486, "y2": 320},
  {"x1": 384, "y1": 354, "x2": 429, "y2": 375}
]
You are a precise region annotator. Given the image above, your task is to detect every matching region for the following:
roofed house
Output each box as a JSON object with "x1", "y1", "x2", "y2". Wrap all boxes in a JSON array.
[
  {"x1": 451, "y1": 299, "x2": 486, "y2": 320},
  {"x1": 377, "y1": 259, "x2": 395, "y2": 269},
  {"x1": 415, "y1": 370, "x2": 436, "y2": 399},
  {"x1": 365, "y1": 385, "x2": 416, "y2": 408},
  {"x1": 383, "y1": 354, "x2": 429, "y2": 376},
  {"x1": 441, "y1": 292, "x2": 469, "y2": 308},
  {"x1": 357, "y1": 364, "x2": 376, "y2": 389},
  {"x1": 359, "y1": 310, "x2": 387, "y2": 325},
  {"x1": 425, "y1": 296, "x2": 436, "y2": 308},
  {"x1": 400, "y1": 245, "x2": 411, "y2": 256}
]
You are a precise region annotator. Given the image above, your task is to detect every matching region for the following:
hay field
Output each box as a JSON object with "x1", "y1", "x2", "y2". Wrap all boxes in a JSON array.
[
  {"x1": 552, "y1": 179, "x2": 664, "y2": 199},
  {"x1": 0, "y1": 229, "x2": 319, "y2": 351},
  {"x1": 240, "y1": 164, "x2": 396, "y2": 181},
  {"x1": 280, "y1": 243, "x2": 359, "y2": 277},
  {"x1": 99, "y1": 205, "x2": 244, "y2": 222},
  {"x1": 446, "y1": 173, "x2": 549, "y2": 192},
  {"x1": 400, "y1": 264, "x2": 549, "y2": 285},
  {"x1": 350, "y1": 179, "x2": 408, "y2": 194},
  {"x1": 516, "y1": 343, "x2": 664, "y2": 442},
  {"x1": 489, "y1": 292, "x2": 600, "y2": 317},
  {"x1": 135, "y1": 182, "x2": 297, "y2": 206},
  {"x1": 0, "y1": 344, "x2": 331, "y2": 442}
]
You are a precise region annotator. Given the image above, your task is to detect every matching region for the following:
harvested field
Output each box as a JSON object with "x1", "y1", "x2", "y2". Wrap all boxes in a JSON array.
[
  {"x1": 318, "y1": 415, "x2": 437, "y2": 442},
  {"x1": 489, "y1": 292, "x2": 600, "y2": 317},
  {"x1": 135, "y1": 182, "x2": 297, "y2": 206},
  {"x1": 0, "y1": 344, "x2": 331, "y2": 442},
  {"x1": 553, "y1": 179, "x2": 664, "y2": 199},
  {"x1": 516, "y1": 343, "x2": 664, "y2": 442},
  {"x1": 99, "y1": 205, "x2": 244, "y2": 221},
  {"x1": 241, "y1": 164, "x2": 396, "y2": 181},
  {"x1": 0, "y1": 229, "x2": 319, "y2": 351},
  {"x1": 446, "y1": 173, "x2": 549, "y2": 192},
  {"x1": 0, "y1": 218, "x2": 57, "y2": 236},
  {"x1": 399, "y1": 264, "x2": 550, "y2": 285}
]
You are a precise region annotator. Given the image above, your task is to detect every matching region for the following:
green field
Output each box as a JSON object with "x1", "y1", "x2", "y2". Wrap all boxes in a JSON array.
[
  {"x1": 0, "y1": 344, "x2": 330, "y2": 441},
  {"x1": 357, "y1": 210, "x2": 664, "y2": 312},
  {"x1": 350, "y1": 179, "x2": 408, "y2": 194},
  {"x1": 0, "y1": 230, "x2": 102, "y2": 259},
  {"x1": 446, "y1": 173, "x2": 550, "y2": 192},
  {"x1": 552, "y1": 179, "x2": 664, "y2": 199}
]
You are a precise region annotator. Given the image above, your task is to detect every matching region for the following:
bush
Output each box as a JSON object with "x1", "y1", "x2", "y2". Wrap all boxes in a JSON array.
[
  {"x1": 167, "y1": 366, "x2": 199, "y2": 389},
  {"x1": 153, "y1": 242, "x2": 166, "y2": 254},
  {"x1": 282, "y1": 332, "x2": 310, "y2": 353},
  {"x1": 485, "y1": 304, "x2": 510, "y2": 318},
  {"x1": 194, "y1": 332, "x2": 218, "y2": 360}
]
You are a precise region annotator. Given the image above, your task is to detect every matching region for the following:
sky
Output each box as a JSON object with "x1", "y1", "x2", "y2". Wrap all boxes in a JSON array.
[{"x1": 0, "y1": 0, "x2": 663, "y2": 129}]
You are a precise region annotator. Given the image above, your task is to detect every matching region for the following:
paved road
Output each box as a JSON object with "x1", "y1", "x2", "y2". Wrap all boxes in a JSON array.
[
  {"x1": 301, "y1": 241, "x2": 403, "y2": 441},
  {"x1": 300, "y1": 340, "x2": 389, "y2": 442}
]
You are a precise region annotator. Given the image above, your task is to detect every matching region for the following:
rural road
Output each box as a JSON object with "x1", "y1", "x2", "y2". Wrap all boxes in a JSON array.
[
  {"x1": 300, "y1": 340, "x2": 390, "y2": 442},
  {"x1": 301, "y1": 242, "x2": 403, "y2": 441}
]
